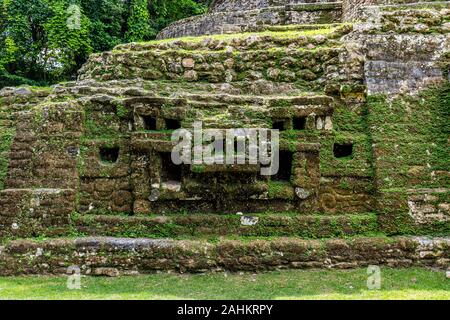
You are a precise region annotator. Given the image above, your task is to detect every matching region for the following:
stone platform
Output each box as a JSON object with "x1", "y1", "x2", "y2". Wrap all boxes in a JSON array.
[{"x1": 0, "y1": 236, "x2": 448, "y2": 275}]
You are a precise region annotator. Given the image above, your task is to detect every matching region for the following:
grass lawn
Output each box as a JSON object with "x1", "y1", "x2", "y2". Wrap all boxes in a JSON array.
[{"x1": 0, "y1": 267, "x2": 448, "y2": 300}]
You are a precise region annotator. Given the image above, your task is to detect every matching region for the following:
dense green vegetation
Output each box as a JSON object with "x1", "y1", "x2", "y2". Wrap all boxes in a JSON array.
[
  {"x1": 0, "y1": 0, "x2": 211, "y2": 88},
  {"x1": 0, "y1": 268, "x2": 448, "y2": 300}
]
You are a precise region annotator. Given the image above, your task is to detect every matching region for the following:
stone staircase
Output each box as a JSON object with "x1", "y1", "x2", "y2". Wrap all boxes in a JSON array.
[{"x1": 0, "y1": 89, "x2": 80, "y2": 238}]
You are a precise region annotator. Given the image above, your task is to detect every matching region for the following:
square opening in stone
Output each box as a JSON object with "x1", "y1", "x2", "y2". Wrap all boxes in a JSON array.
[
  {"x1": 99, "y1": 147, "x2": 119, "y2": 164},
  {"x1": 160, "y1": 152, "x2": 182, "y2": 182},
  {"x1": 142, "y1": 115, "x2": 157, "y2": 130},
  {"x1": 293, "y1": 117, "x2": 306, "y2": 130},
  {"x1": 333, "y1": 143, "x2": 353, "y2": 159},
  {"x1": 272, "y1": 120, "x2": 286, "y2": 131},
  {"x1": 272, "y1": 150, "x2": 292, "y2": 182},
  {"x1": 165, "y1": 118, "x2": 181, "y2": 130}
]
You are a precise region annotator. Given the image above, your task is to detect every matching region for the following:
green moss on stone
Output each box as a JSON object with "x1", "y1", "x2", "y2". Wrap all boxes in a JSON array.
[{"x1": 0, "y1": 128, "x2": 15, "y2": 190}]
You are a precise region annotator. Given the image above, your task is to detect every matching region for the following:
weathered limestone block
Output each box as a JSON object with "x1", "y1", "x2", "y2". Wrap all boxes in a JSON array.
[
  {"x1": 0, "y1": 189, "x2": 75, "y2": 238},
  {"x1": 346, "y1": 4, "x2": 449, "y2": 94},
  {"x1": 407, "y1": 188, "x2": 450, "y2": 224},
  {"x1": 78, "y1": 177, "x2": 132, "y2": 214}
]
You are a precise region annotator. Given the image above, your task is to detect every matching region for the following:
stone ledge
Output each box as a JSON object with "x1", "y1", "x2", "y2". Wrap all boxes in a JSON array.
[
  {"x1": 73, "y1": 213, "x2": 378, "y2": 238},
  {"x1": 157, "y1": 3, "x2": 343, "y2": 39},
  {"x1": 0, "y1": 236, "x2": 448, "y2": 275},
  {"x1": 210, "y1": 0, "x2": 341, "y2": 13}
]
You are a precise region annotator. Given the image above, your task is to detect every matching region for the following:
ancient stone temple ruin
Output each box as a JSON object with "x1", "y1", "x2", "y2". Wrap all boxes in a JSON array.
[{"x1": 0, "y1": 0, "x2": 449, "y2": 275}]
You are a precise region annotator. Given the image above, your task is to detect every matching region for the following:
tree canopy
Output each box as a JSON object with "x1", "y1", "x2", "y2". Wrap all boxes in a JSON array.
[{"x1": 0, "y1": 0, "x2": 210, "y2": 88}]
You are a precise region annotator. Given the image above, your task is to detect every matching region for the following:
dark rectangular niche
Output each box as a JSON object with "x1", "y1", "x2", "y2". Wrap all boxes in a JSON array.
[
  {"x1": 165, "y1": 118, "x2": 181, "y2": 130},
  {"x1": 293, "y1": 117, "x2": 306, "y2": 130},
  {"x1": 272, "y1": 150, "x2": 293, "y2": 182},
  {"x1": 142, "y1": 115, "x2": 157, "y2": 130},
  {"x1": 272, "y1": 120, "x2": 287, "y2": 131},
  {"x1": 100, "y1": 147, "x2": 119, "y2": 164},
  {"x1": 160, "y1": 152, "x2": 182, "y2": 182},
  {"x1": 333, "y1": 143, "x2": 353, "y2": 159}
]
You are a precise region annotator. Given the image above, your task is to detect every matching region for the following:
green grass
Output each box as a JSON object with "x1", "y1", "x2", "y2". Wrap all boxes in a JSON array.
[{"x1": 0, "y1": 268, "x2": 448, "y2": 300}]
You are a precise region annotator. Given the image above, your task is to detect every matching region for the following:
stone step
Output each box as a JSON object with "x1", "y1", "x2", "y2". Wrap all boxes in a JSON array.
[
  {"x1": 178, "y1": 94, "x2": 334, "y2": 124},
  {"x1": 73, "y1": 213, "x2": 378, "y2": 239},
  {"x1": 365, "y1": 0, "x2": 449, "y2": 10},
  {"x1": 356, "y1": 1, "x2": 449, "y2": 32},
  {"x1": 184, "y1": 92, "x2": 334, "y2": 106},
  {"x1": 0, "y1": 236, "x2": 448, "y2": 275},
  {"x1": 262, "y1": 22, "x2": 344, "y2": 32},
  {"x1": 157, "y1": 2, "x2": 344, "y2": 39},
  {"x1": 79, "y1": 45, "x2": 343, "y2": 84},
  {"x1": 67, "y1": 79, "x2": 326, "y2": 98},
  {"x1": 117, "y1": 24, "x2": 349, "y2": 53},
  {"x1": 129, "y1": 92, "x2": 334, "y2": 129},
  {"x1": 210, "y1": 0, "x2": 343, "y2": 13}
]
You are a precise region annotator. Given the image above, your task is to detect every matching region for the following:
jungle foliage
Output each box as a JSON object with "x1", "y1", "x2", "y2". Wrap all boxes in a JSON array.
[{"x1": 0, "y1": 0, "x2": 211, "y2": 87}]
